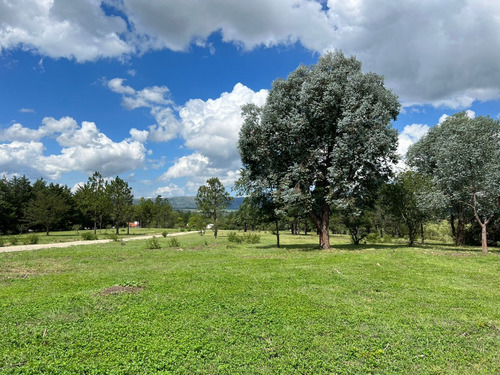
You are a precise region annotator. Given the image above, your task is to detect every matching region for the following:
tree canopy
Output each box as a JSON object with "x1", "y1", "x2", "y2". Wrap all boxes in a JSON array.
[
  {"x1": 195, "y1": 177, "x2": 233, "y2": 238},
  {"x1": 407, "y1": 112, "x2": 500, "y2": 252},
  {"x1": 238, "y1": 51, "x2": 400, "y2": 249}
]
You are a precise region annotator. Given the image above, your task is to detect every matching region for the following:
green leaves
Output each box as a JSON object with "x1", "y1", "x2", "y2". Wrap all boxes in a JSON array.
[
  {"x1": 238, "y1": 51, "x2": 400, "y2": 248},
  {"x1": 195, "y1": 178, "x2": 233, "y2": 238}
]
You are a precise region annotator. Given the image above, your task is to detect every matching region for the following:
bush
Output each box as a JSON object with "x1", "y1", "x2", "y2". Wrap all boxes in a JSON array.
[
  {"x1": 81, "y1": 232, "x2": 98, "y2": 241},
  {"x1": 0, "y1": 237, "x2": 4, "y2": 247},
  {"x1": 9, "y1": 236, "x2": 19, "y2": 245},
  {"x1": 228, "y1": 232, "x2": 243, "y2": 243},
  {"x1": 243, "y1": 233, "x2": 261, "y2": 244},
  {"x1": 168, "y1": 237, "x2": 180, "y2": 248},
  {"x1": 107, "y1": 233, "x2": 119, "y2": 241},
  {"x1": 145, "y1": 236, "x2": 161, "y2": 250},
  {"x1": 228, "y1": 232, "x2": 261, "y2": 244},
  {"x1": 162, "y1": 231, "x2": 168, "y2": 238},
  {"x1": 23, "y1": 234, "x2": 40, "y2": 245}
]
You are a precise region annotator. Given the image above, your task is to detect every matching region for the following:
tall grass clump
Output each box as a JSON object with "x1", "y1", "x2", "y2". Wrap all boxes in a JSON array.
[
  {"x1": 81, "y1": 232, "x2": 98, "y2": 241},
  {"x1": 145, "y1": 236, "x2": 161, "y2": 249}
]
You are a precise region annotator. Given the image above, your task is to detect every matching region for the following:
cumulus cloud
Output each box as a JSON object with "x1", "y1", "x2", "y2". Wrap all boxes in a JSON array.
[
  {"x1": 397, "y1": 123, "x2": 430, "y2": 158},
  {"x1": 108, "y1": 79, "x2": 267, "y2": 190},
  {"x1": 438, "y1": 109, "x2": 475, "y2": 125},
  {"x1": 118, "y1": 0, "x2": 334, "y2": 52},
  {"x1": 153, "y1": 83, "x2": 268, "y2": 192},
  {"x1": 0, "y1": 0, "x2": 131, "y2": 61},
  {"x1": 0, "y1": 116, "x2": 147, "y2": 179},
  {"x1": 152, "y1": 183, "x2": 185, "y2": 197},
  {"x1": 326, "y1": 0, "x2": 500, "y2": 107},
  {"x1": 2, "y1": 1, "x2": 500, "y2": 107},
  {"x1": 108, "y1": 78, "x2": 180, "y2": 142},
  {"x1": 179, "y1": 83, "x2": 267, "y2": 168}
]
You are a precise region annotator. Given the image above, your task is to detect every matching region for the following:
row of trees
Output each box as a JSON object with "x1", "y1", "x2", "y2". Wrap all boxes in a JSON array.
[
  {"x1": 235, "y1": 51, "x2": 500, "y2": 252},
  {"x1": 0, "y1": 172, "x2": 178, "y2": 235}
]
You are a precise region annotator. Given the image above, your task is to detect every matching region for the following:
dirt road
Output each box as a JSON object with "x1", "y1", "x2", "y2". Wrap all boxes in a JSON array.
[{"x1": 0, "y1": 232, "x2": 195, "y2": 254}]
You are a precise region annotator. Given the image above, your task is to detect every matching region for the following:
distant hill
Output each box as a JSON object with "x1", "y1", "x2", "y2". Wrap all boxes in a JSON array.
[{"x1": 167, "y1": 196, "x2": 244, "y2": 211}]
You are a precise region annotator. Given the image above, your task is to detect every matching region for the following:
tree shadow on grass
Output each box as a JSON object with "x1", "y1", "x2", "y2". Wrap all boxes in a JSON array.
[{"x1": 257, "y1": 241, "x2": 499, "y2": 253}]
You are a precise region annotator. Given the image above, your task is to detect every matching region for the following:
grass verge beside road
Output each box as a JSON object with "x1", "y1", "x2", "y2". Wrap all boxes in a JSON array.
[{"x1": 1, "y1": 232, "x2": 499, "y2": 374}]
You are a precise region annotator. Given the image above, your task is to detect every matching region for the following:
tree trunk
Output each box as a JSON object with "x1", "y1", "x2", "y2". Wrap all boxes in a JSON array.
[
  {"x1": 420, "y1": 222, "x2": 425, "y2": 244},
  {"x1": 213, "y1": 211, "x2": 218, "y2": 238},
  {"x1": 275, "y1": 219, "x2": 280, "y2": 248},
  {"x1": 127, "y1": 223, "x2": 130, "y2": 235},
  {"x1": 450, "y1": 214, "x2": 456, "y2": 239},
  {"x1": 310, "y1": 203, "x2": 331, "y2": 249},
  {"x1": 481, "y1": 224, "x2": 488, "y2": 253},
  {"x1": 456, "y1": 205, "x2": 466, "y2": 246},
  {"x1": 115, "y1": 223, "x2": 119, "y2": 235}
]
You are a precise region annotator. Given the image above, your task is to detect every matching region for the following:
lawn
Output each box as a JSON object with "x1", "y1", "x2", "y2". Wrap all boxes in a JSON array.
[
  {"x1": 0, "y1": 232, "x2": 499, "y2": 374},
  {"x1": 0, "y1": 227, "x2": 185, "y2": 247}
]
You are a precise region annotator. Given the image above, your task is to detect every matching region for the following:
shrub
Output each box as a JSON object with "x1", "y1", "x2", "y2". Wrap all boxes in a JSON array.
[
  {"x1": 107, "y1": 233, "x2": 119, "y2": 241},
  {"x1": 23, "y1": 234, "x2": 40, "y2": 245},
  {"x1": 0, "y1": 237, "x2": 4, "y2": 247},
  {"x1": 145, "y1": 236, "x2": 161, "y2": 250},
  {"x1": 228, "y1": 232, "x2": 243, "y2": 243},
  {"x1": 162, "y1": 231, "x2": 168, "y2": 238},
  {"x1": 168, "y1": 237, "x2": 180, "y2": 248},
  {"x1": 81, "y1": 232, "x2": 98, "y2": 241},
  {"x1": 243, "y1": 233, "x2": 261, "y2": 244},
  {"x1": 9, "y1": 236, "x2": 19, "y2": 245}
]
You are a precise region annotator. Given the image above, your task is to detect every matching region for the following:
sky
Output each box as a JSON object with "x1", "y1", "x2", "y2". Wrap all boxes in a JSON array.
[{"x1": 1, "y1": 0, "x2": 500, "y2": 198}]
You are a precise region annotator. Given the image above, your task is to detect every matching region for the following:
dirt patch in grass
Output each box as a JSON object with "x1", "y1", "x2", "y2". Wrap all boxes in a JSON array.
[{"x1": 100, "y1": 285, "x2": 144, "y2": 296}]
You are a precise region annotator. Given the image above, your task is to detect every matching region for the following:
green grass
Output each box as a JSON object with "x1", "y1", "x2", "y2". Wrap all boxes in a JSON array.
[
  {"x1": 0, "y1": 228, "x2": 186, "y2": 246},
  {"x1": 1, "y1": 232, "x2": 499, "y2": 374}
]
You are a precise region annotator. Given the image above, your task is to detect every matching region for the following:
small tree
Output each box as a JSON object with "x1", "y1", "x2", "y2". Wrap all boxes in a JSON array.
[
  {"x1": 24, "y1": 182, "x2": 71, "y2": 235},
  {"x1": 195, "y1": 178, "x2": 233, "y2": 238},
  {"x1": 379, "y1": 171, "x2": 430, "y2": 246},
  {"x1": 107, "y1": 176, "x2": 134, "y2": 235},
  {"x1": 75, "y1": 172, "x2": 109, "y2": 234}
]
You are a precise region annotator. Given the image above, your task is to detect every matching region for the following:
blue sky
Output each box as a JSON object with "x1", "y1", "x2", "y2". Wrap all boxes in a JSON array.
[{"x1": 1, "y1": 0, "x2": 499, "y2": 198}]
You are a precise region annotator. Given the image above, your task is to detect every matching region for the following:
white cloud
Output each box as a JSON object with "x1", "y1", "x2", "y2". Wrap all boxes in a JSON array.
[
  {"x1": 438, "y1": 109, "x2": 475, "y2": 125},
  {"x1": 19, "y1": 108, "x2": 35, "y2": 113},
  {"x1": 119, "y1": 0, "x2": 334, "y2": 52},
  {"x1": 0, "y1": 0, "x2": 132, "y2": 62},
  {"x1": 179, "y1": 83, "x2": 267, "y2": 168},
  {"x1": 0, "y1": 117, "x2": 147, "y2": 180},
  {"x1": 397, "y1": 123, "x2": 430, "y2": 158},
  {"x1": 147, "y1": 107, "x2": 180, "y2": 142},
  {"x1": 326, "y1": 0, "x2": 500, "y2": 107},
  {"x1": 160, "y1": 153, "x2": 210, "y2": 180},
  {"x1": 108, "y1": 78, "x2": 135, "y2": 95},
  {"x1": 152, "y1": 183, "x2": 185, "y2": 197},
  {"x1": 154, "y1": 83, "x2": 268, "y2": 191},
  {"x1": 2, "y1": 1, "x2": 500, "y2": 107}
]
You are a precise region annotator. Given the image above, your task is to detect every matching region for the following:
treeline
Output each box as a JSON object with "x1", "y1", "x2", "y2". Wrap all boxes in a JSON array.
[{"x1": 0, "y1": 172, "x2": 181, "y2": 236}]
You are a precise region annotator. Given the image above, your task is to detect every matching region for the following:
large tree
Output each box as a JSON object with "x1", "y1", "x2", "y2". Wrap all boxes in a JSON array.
[
  {"x1": 238, "y1": 51, "x2": 399, "y2": 249},
  {"x1": 195, "y1": 177, "x2": 233, "y2": 238},
  {"x1": 407, "y1": 112, "x2": 500, "y2": 252}
]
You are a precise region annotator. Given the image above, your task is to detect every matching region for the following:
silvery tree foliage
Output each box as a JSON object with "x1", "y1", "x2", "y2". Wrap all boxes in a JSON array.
[
  {"x1": 407, "y1": 112, "x2": 500, "y2": 252},
  {"x1": 238, "y1": 51, "x2": 399, "y2": 249}
]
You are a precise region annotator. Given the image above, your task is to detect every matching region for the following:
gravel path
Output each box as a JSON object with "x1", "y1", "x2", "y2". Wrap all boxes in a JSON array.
[{"x1": 0, "y1": 232, "x2": 195, "y2": 254}]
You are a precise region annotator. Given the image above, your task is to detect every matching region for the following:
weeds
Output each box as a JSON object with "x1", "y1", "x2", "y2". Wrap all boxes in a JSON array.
[
  {"x1": 81, "y1": 232, "x2": 98, "y2": 241},
  {"x1": 145, "y1": 236, "x2": 161, "y2": 249}
]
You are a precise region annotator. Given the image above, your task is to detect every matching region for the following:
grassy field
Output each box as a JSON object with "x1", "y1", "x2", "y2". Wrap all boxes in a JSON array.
[
  {"x1": 0, "y1": 232, "x2": 499, "y2": 374},
  {"x1": 0, "y1": 228, "x2": 185, "y2": 247}
]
